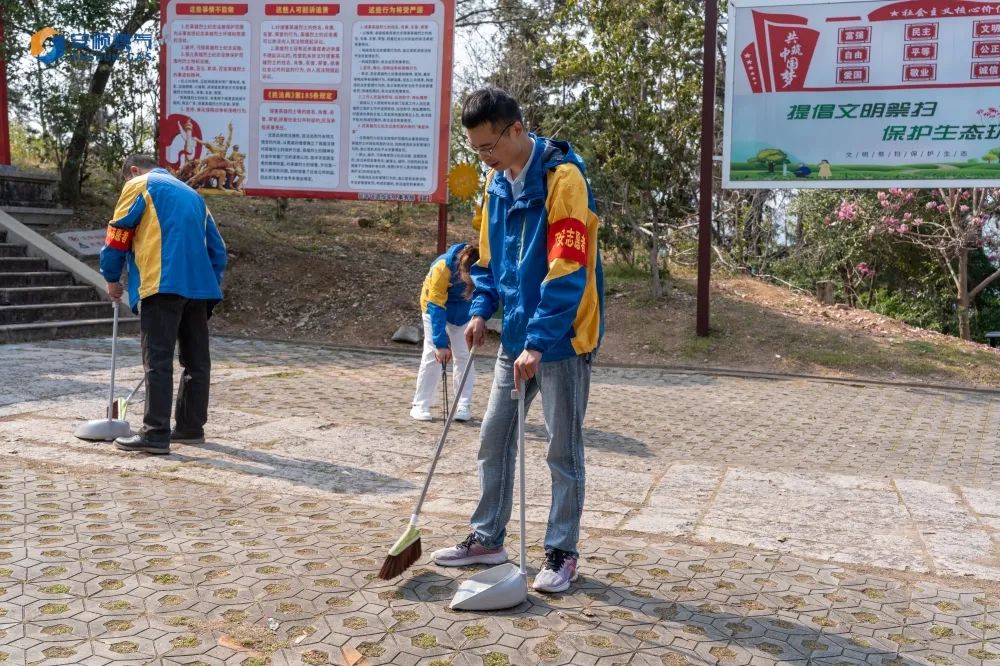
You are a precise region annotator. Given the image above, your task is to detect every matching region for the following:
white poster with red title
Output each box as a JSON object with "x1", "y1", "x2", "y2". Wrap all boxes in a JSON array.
[
  {"x1": 724, "y1": 0, "x2": 1000, "y2": 188},
  {"x1": 159, "y1": 0, "x2": 453, "y2": 202}
]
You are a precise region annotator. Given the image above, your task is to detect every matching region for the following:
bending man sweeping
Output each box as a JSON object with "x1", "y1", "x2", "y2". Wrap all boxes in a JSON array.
[
  {"x1": 431, "y1": 87, "x2": 605, "y2": 594},
  {"x1": 100, "y1": 154, "x2": 227, "y2": 455}
]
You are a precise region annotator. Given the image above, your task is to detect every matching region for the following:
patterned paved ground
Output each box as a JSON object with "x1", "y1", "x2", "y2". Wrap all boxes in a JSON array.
[
  {"x1": 0, "y1": 464, "x2": 998, "y2": 666},
  {"x1": 1, "y1": 336, "x2": 999, "y2": 664}
]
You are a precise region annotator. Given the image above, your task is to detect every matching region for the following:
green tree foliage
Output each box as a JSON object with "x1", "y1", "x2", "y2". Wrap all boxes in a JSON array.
[
  {"x1": 541, "y1": 0, "x2": 705, "y2": 295},
  {"x1": 749, "y1": 148, "x2": 789, "y2": 173},
  {"x1": 773, "y1": 188, "x2": 1000, "y2": 341},
  {"x1": 2, "y1": 0, "x2": 159, "y2": 201}
]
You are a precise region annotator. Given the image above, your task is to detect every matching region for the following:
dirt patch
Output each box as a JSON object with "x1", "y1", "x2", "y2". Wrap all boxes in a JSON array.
[{"x1": 52, "y1": 192, "x2": 1000, "y2": 387}]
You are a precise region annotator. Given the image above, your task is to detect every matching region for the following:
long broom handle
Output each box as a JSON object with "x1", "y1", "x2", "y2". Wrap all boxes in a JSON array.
[
  {"x1": 409, "y1": 345, "x2": 477, "y2": 523},
  {"x1": 124, "y1": 375, "x2": 145, "y2": 406},
  {"x1": 441, "y1": 361, "x2": 448, "y2": 422},
  {"x1": 107, "y1": 300, "x2": 120, "y2": 424},
  {"x1": 517, "y1": 380, "x2": 526, "y2": 577}
]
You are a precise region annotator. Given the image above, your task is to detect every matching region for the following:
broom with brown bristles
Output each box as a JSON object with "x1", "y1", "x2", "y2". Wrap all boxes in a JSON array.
[{"x1": 379, "y1": 347, "x2": 477, "y2": 580}]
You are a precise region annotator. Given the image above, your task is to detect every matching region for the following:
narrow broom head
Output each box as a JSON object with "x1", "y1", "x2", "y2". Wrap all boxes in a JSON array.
[{"x1": 378, "y1": 523, "x2": 421, "y2": 580}]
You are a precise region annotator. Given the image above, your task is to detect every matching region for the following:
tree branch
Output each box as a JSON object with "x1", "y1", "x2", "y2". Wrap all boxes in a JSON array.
[{"x1": 969, "y1": 266, "x2": 1000, "y2": 300}]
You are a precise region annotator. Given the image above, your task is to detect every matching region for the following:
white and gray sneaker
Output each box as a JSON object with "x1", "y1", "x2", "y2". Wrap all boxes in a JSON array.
[
  {"x1": 432, "y1": 533, "x2": 508, "y2": 567},
  {"x1": 410, "y1": 405, "x2": 433, "y2": 421},
  {"x1": 532, "y1": 548, "x2": 579, "y2": 593},
  {"x1": 454, "y1": 402, "x2": 472, "y2": 422}
]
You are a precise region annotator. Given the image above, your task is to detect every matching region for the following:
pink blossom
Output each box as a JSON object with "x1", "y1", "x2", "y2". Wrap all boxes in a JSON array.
[
  {"x1": 823, "y1": 216, "x2": 831, "y2": 225},
  {"x1": 925, "y1": 201, "x2": 937, "y2": 210},
  {"x1": 899, "y1": 223, "x2": 909, "y2": 233},
  {"x1": 837, "y1": 201, "x2": 858, "y2": 221},
  {"x1": 937, "y1": 204, "x2": 947, "y2": 213},
  {"x1": 903, "y1": 212, "x2": 912, "y2": 220},
  {"x1": 960, "y1": 205, "x2": 970, "y2": 213}
]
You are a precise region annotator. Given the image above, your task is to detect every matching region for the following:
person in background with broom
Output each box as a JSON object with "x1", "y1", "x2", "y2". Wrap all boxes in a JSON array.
[
  {"x1": 100, "y1": 154, "x2": 227, "y2": 455},
  {"x1": 430, "y1": 87, "x2": 605, "y2": 594},
  {"x1": 410, "y1": 242, "x2": 479, "y2": 422}
]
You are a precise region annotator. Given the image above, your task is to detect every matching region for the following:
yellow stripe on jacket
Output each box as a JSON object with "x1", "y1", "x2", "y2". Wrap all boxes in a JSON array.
[
  {"x1": 111, "y1": 176, "x2": 163, "y2": 298},
  {"x1": 544, "y1": 163, "x2": 601, "y2": 355},
  {"x1": 474, "y1": 171, "x2": 495, "y2": 266},
  {"x1": 420, "y1": 259, "x2": 451, "y2": 314}
]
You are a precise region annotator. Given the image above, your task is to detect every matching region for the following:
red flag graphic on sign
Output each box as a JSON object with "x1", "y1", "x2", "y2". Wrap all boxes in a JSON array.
[
  {"x1": 763, "y1": 21, "x2": 820, "y2": 90},
  {"x1": 751, "y1": 10, "x2": 808, "y2": 91},
  {"x1": 741, "y1": 43, "x2": 764, "y2": 92}
]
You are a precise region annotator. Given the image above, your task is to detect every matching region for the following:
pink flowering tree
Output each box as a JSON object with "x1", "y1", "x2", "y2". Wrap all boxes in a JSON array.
[
  {"x1": 794, "y1": 194, "x2": 889, "y2": 306},
  {"x1": 874, "y1": 188, "x2": 1000, "y2": 340}
]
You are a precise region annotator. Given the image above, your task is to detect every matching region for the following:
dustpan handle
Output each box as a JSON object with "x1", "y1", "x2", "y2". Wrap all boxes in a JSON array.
[
  {"x1": 517, "y1": 380, "x2": 526, "y2": 577},
  {"x1": 107, "y1": 300, "x2": 120, "y2": 423},
  {"x1": 410, "y1": 345, "x2": 477, "y2": 522}
]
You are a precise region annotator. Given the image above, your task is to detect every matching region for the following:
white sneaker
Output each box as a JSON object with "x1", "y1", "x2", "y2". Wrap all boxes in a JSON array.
[
  {"x1": 432, "y1": 533, "x2": 508, "y2": 567},
  {"x1": 454, "y1": 403, "x2": 472, "y2": 422},
  {"x1": 410, "y1": 405, "x2": 433, "y2": 421},
  {"x1": 532, "y1": 549, "x2": 579, "y2": 593}
]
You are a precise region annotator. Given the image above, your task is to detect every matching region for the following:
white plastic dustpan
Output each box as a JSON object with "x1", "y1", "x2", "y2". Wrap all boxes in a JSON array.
[
  {"x1": 74, "y1": 300, "x2": 135, "y2": 442},
  {"x1": 450, "y1": 562, "x2": 526, "y2": 610},
  {"x1": 451, "y1": 386, "x2": 530, "y2": 612},
  {"x1": 74, "y1": 418, "x2": 131, "y2": 441}
]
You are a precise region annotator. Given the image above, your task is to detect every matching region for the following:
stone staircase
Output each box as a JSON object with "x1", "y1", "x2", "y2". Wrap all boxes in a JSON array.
[{"x1": 0, "y1": 229, "x2": 139, "y2": 343}]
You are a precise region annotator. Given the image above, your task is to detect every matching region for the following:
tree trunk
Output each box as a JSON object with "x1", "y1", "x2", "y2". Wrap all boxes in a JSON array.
[
  {"x1": 60, "y1": 61, "x2": 114, "y2": 202},
  {"x1": 649, "y1": 221, "x2": 662, "y2": 298},
  {"x1": 59, "y1": 0, "x2": 158, "y2": 203},
  {"x1": 958, "y1": 248, "x2": 971, "y2": 340}
]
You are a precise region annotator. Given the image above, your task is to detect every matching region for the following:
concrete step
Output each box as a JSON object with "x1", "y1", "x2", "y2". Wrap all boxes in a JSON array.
[
  {"x1": 0, "y1": 286, "x2": 98, "y2": 306},
  {"x1": 1, "y1": 206, "x2": 74, "y2": 227},
  {"x1": 0, "y1": 257, "x2": 48, "y2": 273},
  {"x1": 0, "y1": 317, "x2": 139, "y2": 344},
  {"x1": 0, "y1": 272, "x2": 76, "y2": 288},
  {"x1": 0, "y1": 243, "x2": 26, "y2": 258},
  {"x1": 0, "y1": 301, "x2": 112, "y2": 325}
]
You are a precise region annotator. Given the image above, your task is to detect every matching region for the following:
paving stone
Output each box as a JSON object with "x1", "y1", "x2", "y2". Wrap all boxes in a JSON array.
[{"x1": 1, "y1": 339, "x2": 1000, "y2": 664}]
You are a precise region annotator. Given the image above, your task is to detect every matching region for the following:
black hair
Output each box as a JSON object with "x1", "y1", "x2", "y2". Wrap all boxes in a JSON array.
[
  {"x1": 461, "y1": 87, "x2": 523, "y2": 130},
  {"x1": 121, "y1": 154, "x2": 159, "y2": 180}
]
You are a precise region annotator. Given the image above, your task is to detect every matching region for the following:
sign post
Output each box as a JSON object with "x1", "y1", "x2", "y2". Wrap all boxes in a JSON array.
[
  {"x1": 696, "y1": 0, "x2": 719, "y2": 337},
  {"x1": 0, "y1": 9, "x2": 11, "y2": 166}
]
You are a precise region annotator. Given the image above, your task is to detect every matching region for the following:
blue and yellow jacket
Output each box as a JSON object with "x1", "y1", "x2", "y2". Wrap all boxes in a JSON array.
[
  {"x1": 470, "y1": 135, "x2": 604, "y2": 361},
  {"x1": 420, "y1": 242, "x2": 473, "y2": 349},
  {"x1": 100, "y1": 168, "x2": 227, "y2": 312}
]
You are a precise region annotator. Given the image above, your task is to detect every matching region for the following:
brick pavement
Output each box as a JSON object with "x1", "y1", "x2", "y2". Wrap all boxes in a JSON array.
[
  {"x1": 0, "y1": 463, "x2": 998, "y2": 666},
  {"x1": 0, "y1": 336, "x2": 999, "y2": 664}
]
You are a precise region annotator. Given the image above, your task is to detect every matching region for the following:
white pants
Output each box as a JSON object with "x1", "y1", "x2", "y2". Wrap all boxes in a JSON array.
[{"x1": 412, "y1": 313, "x2": 475, "y2": 409}]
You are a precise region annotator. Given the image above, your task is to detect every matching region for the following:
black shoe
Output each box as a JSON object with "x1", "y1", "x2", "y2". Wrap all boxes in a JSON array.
[
  {"x1": 170, "y1": 431, "x2": 205, "y2": 444},
  {"x1": 115, "y1": 435, "x2": 171, "y2": 455}
]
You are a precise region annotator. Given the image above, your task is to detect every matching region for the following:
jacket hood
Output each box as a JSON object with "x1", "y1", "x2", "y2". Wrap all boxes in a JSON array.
[{"x1": 487, "y1": 135, "x2": 585, "y2": 201}]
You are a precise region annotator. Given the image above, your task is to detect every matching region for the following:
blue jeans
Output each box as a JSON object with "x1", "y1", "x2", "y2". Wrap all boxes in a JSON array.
[{"x1": 470, "y1": 348, "x2": 592, "y2": 557}]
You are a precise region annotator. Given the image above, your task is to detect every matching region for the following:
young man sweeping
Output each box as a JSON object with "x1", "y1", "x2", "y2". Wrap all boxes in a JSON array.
[{"x1": 431, "y1": 87, "x2": 605, "y2": 593}]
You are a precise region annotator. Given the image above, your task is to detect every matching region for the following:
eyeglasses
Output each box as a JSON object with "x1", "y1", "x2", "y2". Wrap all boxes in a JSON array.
[{"x1": 472, "y1": 122, "x2": 515, "y2": 157}]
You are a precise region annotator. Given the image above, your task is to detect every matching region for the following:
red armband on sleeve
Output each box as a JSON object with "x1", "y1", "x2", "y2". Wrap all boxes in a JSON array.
[
  {"x1": 547, "y1": 217, "x2": 588, "y2": 265},
  {"x1": 105, "y1": 226, "x2": 135, "y2": 251}
]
